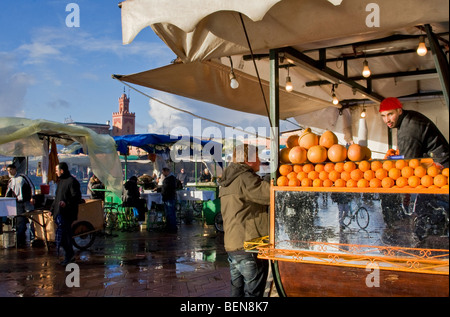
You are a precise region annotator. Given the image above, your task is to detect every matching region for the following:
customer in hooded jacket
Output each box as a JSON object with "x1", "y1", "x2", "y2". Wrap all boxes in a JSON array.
[{"x1": 219, "y1": 144, "x2": 270, "y2": 297}]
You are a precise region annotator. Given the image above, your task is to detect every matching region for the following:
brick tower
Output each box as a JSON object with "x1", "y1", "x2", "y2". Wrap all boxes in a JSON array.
[{"x1": 112, "y1": 93, "x2": 135, "y2": 136}]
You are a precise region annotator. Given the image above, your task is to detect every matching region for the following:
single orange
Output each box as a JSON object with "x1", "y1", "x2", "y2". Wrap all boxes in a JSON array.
[
  {"x1": 427, "y1": 165, "x2": 440, "y2": 177},
  {"x1": 408, "y1": 175, "x2": 421, "y2": 188},
  {"x1": 319, "y1": 171, "x2": 329, "y2": 181},
  {"x1": 363, "y1": 169, "x2": 375, "y2": 181},
  {"x1": 302, "y1": 163, "x2": 315, "y2": 173},
  {"x1": 420, "y1": 158, "x2": 434, "y2": 168},
  {"x1": 442, "y1": 168, "x2": 449, "y2": 177},
  {"x1": 313, "y1": 179, "x2": 323, "y2": 187},
  {"x1": 434, "y1": 174, "x2": 448, "y2": 187},
  {"x1": 420, "y1": 175, "x2": 434, "y2": 187},
  {"x1": 371, "y1": 161, "x2": 383, "y2": 171},
  {"x1": 334, "y1": 162, "x2": 345, "y2": 173},
  {"x1": 323, "y1": 179, "x2": 333, "y2": 187},
  {"x1": 328, "y1": 170, "x2": 341, "y2": 182},
  {"x1": 346, "y1": 179, "x2": 357, "y2": 188},
  {"x1": 395, "y1": 159, "x2": 408, "y2": 169},
  {"x1": 388, "y1": 167, "x2": 401, "y2": 180},
  {"x1": 277, "y1": 176, "x2": 289, "y2": 186},
  {"x1": 288, "y1": 178, "x2": 300, "y2": 186},
  {"x1": 375, "y1": 168, "x2": 388, "y2": 180},
  {"x1": 279, "y1": 164, "x2": 293, "y2": 176},
  {"x1": 401, "y1": 166, "x2": 414, "y2": 178},
  {"x1": 382, "y1": 177, "x2": 395, "y2": 188},
  {"x1": 358, "y1": 160, "x2": 371, "y2": 172},
  {"x1": 324, "y1": 162, "x2": 335, "y2": 173},
  {"x1": 344, "y1": 161, "x2": 356, "y2": 172},
  {"x1": 357, "y1": 179, "x2": 369, "y2": 188},
  {"x1": 293, "y1": 164, "x2": 303, "y2": 173},
  {"x1": 409, "y1": 158, "x2": 420, "y2": 169},
  {"x1": 314, "y1": 164, "x2": 325, "y2": 173},
  {"x1": 396, "y1": 177, "x2": 408, "y2": 188},
  {"x1": 297, "y1": 171, "x2": 308, "y2": 181},
  {"x1": 341, "y1": 170, "x2": 351, "y2": 181},
  {"x1": 369, "y1": 178, "x2": 382, "y2": 188},
  {"x1": 287, "y1": 171, "x2": 298, "y2": 180},
  {"x1": 382, "y1": 160, "x2": 395, "y2": 171},
  {"x1": 334, "y1": 179, "x2": 346, "y2": 187},
  {"x1": 308, "y1": 171, "x2": 319, "y2": 180},
  {"x1": 350, "y1": 169, "x2": 364, "y2": 181},
  {"x1": 279, "y1": 148, "x2": 291, "y2": 164},
  {"x1": 414, "y1": 165, "x2": 427, "y2": 178},
  {"x1": 301, "y1": 178, "x2": 312, "y2": 187}
]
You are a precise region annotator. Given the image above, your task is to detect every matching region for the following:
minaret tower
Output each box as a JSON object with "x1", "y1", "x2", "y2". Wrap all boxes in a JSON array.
[{"x1": 112, "y1": 91, "x2": 135, "y2": 136}]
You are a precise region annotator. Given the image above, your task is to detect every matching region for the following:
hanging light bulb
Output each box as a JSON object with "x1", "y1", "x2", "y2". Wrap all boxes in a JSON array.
[
  {"x1": 362, "y1": 59, "x2": 371, "y2": 78},
  {"x1": 229, "y1": 71, "x2": 239, "y2": 89},
  {"x1": 331, "y1": 84, "x2": 339, "y2": 105},
  {"x1": 285, "y1": 67, "x2": 293, "y2": 92},
  {"x1": 228, "y1": 56, "x2": 239, "y2": 89},
  {"x1": 360, "y1": 108, "x2": 366, "y2": 118},
  {"x1": 417, "y1": 36, "x2": 428, "y2": 56}
]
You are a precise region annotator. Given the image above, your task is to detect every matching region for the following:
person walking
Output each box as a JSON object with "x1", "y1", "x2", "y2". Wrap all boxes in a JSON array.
[
  {"x1": 219, "y1": 144, "x2": 270, "y2": 297},
  {"x1": 161, "y1": 167, "x2": 177, "y2": 233},
  {"x1": 50, "y1": 162, "x2": 81, "y2": 265}
]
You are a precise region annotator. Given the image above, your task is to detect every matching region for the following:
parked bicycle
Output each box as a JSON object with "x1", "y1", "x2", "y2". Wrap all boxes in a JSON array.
[{"x1": 340, "y1": 204, "x2": 370, "y2": 229}]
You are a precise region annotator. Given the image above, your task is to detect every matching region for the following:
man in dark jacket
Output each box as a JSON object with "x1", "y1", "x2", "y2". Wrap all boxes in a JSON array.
[
  {"x1": 379, "y1": 97, "x2": 449, "y2": 167},
  {"x1": 50, "y1": 162, "x2": 81, "y2": 265},
  {"x1": 161, "y1": 167, "x2": 177, "y2": 233},
  {"x1": 219, "y1": 144, "x2": 270, "y2": 297}
]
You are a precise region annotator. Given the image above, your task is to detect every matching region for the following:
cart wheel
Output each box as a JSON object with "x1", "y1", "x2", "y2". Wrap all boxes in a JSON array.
[
  {"x1": 214, "y1": 212, "x2": 224, "y2": 232},
  {"x1": 72, "y1": 221, "x2": 96, "y2": 250}
]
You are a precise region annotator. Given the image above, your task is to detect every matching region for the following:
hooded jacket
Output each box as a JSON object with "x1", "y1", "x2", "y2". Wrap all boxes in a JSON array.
[
  {"x1": 396, "y1": 110, "x2": 449, "y2": 167},
  {"x1": 219, "y1": 163, "x2": 270, "y2": 252}
]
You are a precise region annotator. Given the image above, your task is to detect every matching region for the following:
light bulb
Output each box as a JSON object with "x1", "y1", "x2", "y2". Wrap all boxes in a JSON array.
[
  {"x1": 362, "y1": 60, "x2": 371, "y2": 78},
  {"x1": 360, "y1": 109, "x2": 366, "y2": 118},
  {"x1": 229, "y1": 72, "x2": 239, "y2": 89},
  {"x1": 417, "y1": 36, "x2": 427, "y2": 56},
  {"x1": 332, "y1": 93, "x2": 339, "y2": 105},
  {"x1": 285, "y1": 76, "x2": 293, "y2": 92}
]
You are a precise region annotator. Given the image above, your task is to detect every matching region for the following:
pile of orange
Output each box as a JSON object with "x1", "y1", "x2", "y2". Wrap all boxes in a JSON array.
[
  {"x1": 281, "y1": 129, "x2": 371, "y2": 165},
  {"x1": 277, "y1": 158, "x2": 449, "y2": 190}
]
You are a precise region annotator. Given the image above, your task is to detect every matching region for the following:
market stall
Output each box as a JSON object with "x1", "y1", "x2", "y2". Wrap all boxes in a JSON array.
[{"x1": 116, "y1": 0, "x2": 449, "y2": 296}]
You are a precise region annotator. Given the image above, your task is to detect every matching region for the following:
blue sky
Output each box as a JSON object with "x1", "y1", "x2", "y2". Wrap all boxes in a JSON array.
[{"x1": 0, "y1": 1, "x2": 297, "y2": 136}]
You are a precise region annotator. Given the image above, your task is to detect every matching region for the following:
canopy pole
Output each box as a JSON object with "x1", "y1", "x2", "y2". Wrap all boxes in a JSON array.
[
  {"x1": 424, "y1": 24, "x2": 450, "y2": 110},
  {"x1": 269, "y1": 49, "x2": 280, "y2": 184}
]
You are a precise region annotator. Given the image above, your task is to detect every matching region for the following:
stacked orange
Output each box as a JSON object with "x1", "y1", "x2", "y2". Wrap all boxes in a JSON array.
[{"x1": 277, "y1": 158, "x2": 449, "y2": 190}]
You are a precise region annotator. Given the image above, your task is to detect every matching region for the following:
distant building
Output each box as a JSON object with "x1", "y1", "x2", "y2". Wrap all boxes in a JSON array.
[
  {"x1": 67, "y1": 121, "x2": 111, "y2": 135},
  {"x1": 112, "y1": 93, "x2": 135, "y2": 136}
]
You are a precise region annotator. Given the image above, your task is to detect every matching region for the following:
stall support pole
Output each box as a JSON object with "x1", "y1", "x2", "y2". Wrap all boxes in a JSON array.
[
  {"x1": 425, "y1": 24, "x2": 450, "y2": 110},
  {"x1": 269, "y1": 49, "x2": 280, "y2": 184}
]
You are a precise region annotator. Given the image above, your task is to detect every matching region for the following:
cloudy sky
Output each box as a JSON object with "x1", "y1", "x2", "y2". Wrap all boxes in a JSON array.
[{"x1": 0, "y1": 1, "x2": 298, "y2": 137}]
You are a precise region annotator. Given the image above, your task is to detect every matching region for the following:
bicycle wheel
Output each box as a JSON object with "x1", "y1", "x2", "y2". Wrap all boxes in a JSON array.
[
  {"x1": 356, "y1": 207, "x2": 370, "y2": 229},
  {"x1": 72, "y1": 221, "x2": 95, "y2": 250},
  {"x1": 214, "y1": 212, "x2": 224, "y2": 232}
]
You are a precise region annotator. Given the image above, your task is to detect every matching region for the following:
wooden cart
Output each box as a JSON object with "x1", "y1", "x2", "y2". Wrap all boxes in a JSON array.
[
  {"x1": 257, "y1": 186, "x2": 449, "y2": 297},
  {"x1": 30, "y1": 199, "x2": 104, "y2": 250}
]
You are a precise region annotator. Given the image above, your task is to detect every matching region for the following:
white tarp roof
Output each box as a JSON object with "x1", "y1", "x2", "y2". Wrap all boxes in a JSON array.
[{"x1": 0, "y1": 117, "x2": 123, "y2": 198}]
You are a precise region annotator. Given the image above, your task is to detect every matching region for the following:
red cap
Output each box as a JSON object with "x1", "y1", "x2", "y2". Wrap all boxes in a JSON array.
[{"x1": 379, "y1": 97, "x2": 403, "y2": 112}]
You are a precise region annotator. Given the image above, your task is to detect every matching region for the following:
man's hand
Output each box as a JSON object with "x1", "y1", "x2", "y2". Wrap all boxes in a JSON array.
[{"x1": 59, "y1": 200, "x2": 66, "y2": 208}]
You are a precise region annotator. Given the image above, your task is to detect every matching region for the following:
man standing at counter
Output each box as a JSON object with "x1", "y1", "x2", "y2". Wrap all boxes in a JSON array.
[
  {"x1": 379, "y1": 97, "x2": 449, "y2": 167},
  {"x1": 219, "y1": 144, "x2": 270, "y2": 297}
]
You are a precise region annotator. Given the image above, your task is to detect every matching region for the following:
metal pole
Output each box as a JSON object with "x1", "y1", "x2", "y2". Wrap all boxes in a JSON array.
[{"x1": 269, "y1": 49, "x2": 280, "y2": 184}]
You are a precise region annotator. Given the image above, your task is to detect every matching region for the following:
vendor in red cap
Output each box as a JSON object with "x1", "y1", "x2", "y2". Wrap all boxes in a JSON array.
[{"x1": 379, "y1": 97, "x2": 449, "y2": 167}]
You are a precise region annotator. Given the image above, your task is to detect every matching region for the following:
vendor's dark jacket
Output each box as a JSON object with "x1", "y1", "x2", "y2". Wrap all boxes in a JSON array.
[
  {"x1": 219, "y1": 163, "x2": 270, "y2": 252},
  {"x1": 396, "y1": 110, "x2": 449, "y2": 167},
  {"x1": 161, "y1": 173, "x2": 177, "y2": 201},
  {"x1": 51, "y1": 172, "x2": 82, "y2": 223}
]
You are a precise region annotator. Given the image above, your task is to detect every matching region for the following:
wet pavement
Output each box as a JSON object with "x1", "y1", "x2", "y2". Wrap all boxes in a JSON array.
[{"x1": 0, "y1": 223, "x2": 233, "y2": 297}]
